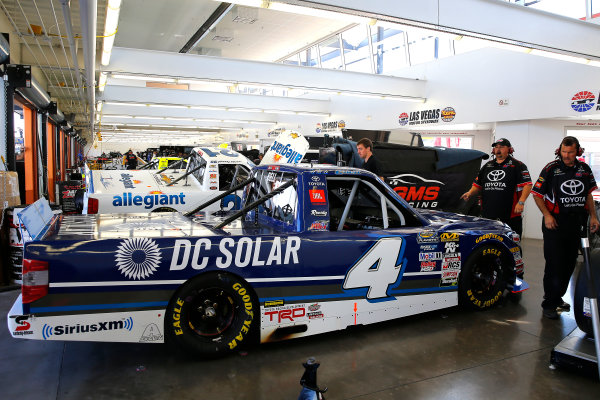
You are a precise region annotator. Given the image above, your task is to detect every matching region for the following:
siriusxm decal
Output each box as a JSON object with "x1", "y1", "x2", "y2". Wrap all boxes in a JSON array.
[
  {"x1": 42, "y1": 317, "x2": 133, "y2": 339},
  {"x1": 112, "y1": 192, "x2": 186, "y2": 209},
  {"x1": 115, "y1": 238, "x2": 162, "y2": 280},
  {"x1": 271, "y1": 140, "x2": 303, "y2": 164}
]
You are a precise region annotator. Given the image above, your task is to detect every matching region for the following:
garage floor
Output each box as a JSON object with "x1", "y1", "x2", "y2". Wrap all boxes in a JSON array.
[{"x1": 1, "y1": 238, "x2": 599, "y2": 399}]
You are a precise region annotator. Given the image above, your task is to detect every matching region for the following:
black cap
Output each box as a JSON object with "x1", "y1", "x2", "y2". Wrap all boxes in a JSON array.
[{"x1": 492, "y1": 138, "x2": 511, "y2": 147}]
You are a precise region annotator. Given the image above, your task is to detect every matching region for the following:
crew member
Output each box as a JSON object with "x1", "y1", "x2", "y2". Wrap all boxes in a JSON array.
[
  {"x1": 124, "y1": 149, "x2": 138, "y2": 170},
  {"x1": 532, "y1": 136, "x2": 599, "y2": 319},
  {"x1": 356, "y1": 138, "x2": 382, "y2": 179},
  {"x1": 460, "y1": 138, "x2": 532, "y2": 236}
]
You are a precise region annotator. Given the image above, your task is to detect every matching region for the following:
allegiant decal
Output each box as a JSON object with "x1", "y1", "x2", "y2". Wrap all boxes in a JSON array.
[
  {"x1": 170, "y1": 236, "x2": 301, "y2": 270},
  {"x1": 112, "y1": 193, "x2": 186, "y2": 209},
  {"x1": 270, "y1": 140, "x2": 303, "y2": 164}
]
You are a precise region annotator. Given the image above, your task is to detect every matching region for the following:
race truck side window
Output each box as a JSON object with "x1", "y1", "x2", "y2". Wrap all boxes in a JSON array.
[
  {"x1": 327, "y1": 177, "x2": 408, "y2": 231},
  {"x1": 188, "y1": 152, "x2": 207, "y2": 184},
  {"x1": 218, "y1": 164, "x2": 251, "y2": 190},
  {"x1": 246, "y1": 169, "x2": 298, "y2": 225}
]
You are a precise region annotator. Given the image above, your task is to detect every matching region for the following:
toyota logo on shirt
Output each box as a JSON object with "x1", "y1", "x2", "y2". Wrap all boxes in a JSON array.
[
  {"x1": 487, "y1": 170, "x2": 505, "y2": 182},
  {"x1": 560, "y1": 179, "x2": 584, "y2": 196}
]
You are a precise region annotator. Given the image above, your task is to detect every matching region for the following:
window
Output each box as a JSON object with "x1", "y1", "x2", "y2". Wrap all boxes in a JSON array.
[
  {"x1": 369, "y1": 24, "x2": 408, "y2": 74},
  {"x1": 187, "y1": 152, "x2": 207, "y2": 184},
  {"x1": 422, "y1": 136, "x2": 473, "y2": 149},
  {"x1": 245, "y1": 169, "x2": 298, "y2": 225},
  {"x1": 319, "y1": 36, "x2": 343, "y2": 70},
  {"x1": 219, "y1": 164, "x2": 250, "y2": 190},
  {"x1": 341, "y1": 25, "x2": 372, "y2": 73},
  {"x1": 326, "y1": 178, "x2": 407, "y2": 231}
]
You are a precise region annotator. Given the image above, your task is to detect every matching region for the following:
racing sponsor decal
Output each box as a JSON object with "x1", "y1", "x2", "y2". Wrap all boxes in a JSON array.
[
  {"x1": 112, "y1": 192, "x2": 186, "y2": 209},
  {"x1": 308, "y1": 303, "x2": 320, "y2": 312},
  {"x1": 466, "y1": 289, "x2": 502, "y2": 309},
  {"x1": 510, "y1": 246, "x2": 520, "y2": 253},
  {"x1": 388, "y1": 174, "x2": 442, "y2": 209},
  {"x1": 308, "y1": 312, "x2": 324, "y2": 319},
  {"x1": 420, "y1": 261, "x2": 436, "y2": 272},
  {"x1": 475, "y1": 233, "x2": 504, "y2": 243},
  {"x1": 264, "y1": 304, "x2": 307, "y2": 323},
  {"x1": 264, "y1": 300, "x2": 284, "y2": 308},
  {"x1": 419, "y1": 244, "x2": 438, "y2": 251},
  {"x1": 570, "y1": 91, "x2": 596, "y2": 112},
  {"x1": 115, "y1": 237, "x2": 162, "y2": 279},
  {"x1": 310, "y1": 210, "x2": 328, "y2": 217},
  {"x1": 12, "y1": 316, "x2": 33, "y2": 336},
  {"x1": 42, "y1": 317, "x2": 133, "y2": 339},
  {"x1": 308, "y1": 220, "x2": 329, "y2": 231},
  {"x1": 418, "y1": 252, "x2": 443, "y2": 261},
  {"x1": 170, "y1": 236, "x2": 301, "y2": 270},
  {"x1": 417, "y1": 230, "x2": 438, "y2": 243},
  {"x1": 440, "y1": 270, "x2": 459, "y2": 286},
  {"x1": 442, "y1": 256, "x2": 461, "y2": 270},
  {"x1": 309, "y1": 189, "x2": 326, "y2": 204},
  {"x1": 266, "y1": 139, "x2": 304, "y2": 163},
  {"x1": 210, "y1": 186, "x2": 217, "y2": 190},
  {"x1": 119, "y1": 173, "x2": 136, "y2": 189},
  {"x1": 440, "y1": 232, "x2": 459, "y2": 242},
  {"x1": 485, "y1": 170, "x2": 507, "y2": 190},
  {"x1": 559, "y1": 179, "x2": 587, "y2": 207},
  {"x1": 139, "y1": 323, "x2": 163, "y2": 342},
  {"x1": 308, "y1": 175, "x2": 326, "y2": 186},
  {"x1": 444, "y1": 241, "x2": 459, "y2": 254}
]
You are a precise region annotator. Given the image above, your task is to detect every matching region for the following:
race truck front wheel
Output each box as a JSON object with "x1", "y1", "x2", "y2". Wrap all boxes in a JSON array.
[
  {"x1": 166, "y1": 273, "x2": 258, "y2": 357},
  {"x1": 459, "y1": 245, "x2": 507, "y2": 310}
]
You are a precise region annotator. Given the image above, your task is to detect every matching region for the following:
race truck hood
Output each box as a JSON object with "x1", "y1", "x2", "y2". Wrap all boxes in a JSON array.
[
  {"x1": 49, "y1": 213, "x2": 272, "y2": 241},
  {"x1": 418, "y1": 209, "x2": 509, "y2": 232},
  {"x1": 87, "y1": 169, "x2": 199, "y2": 195}
]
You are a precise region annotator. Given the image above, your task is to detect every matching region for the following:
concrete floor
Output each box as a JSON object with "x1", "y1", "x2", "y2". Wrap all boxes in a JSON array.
[{"x1": 1, "y1": 238, "x2": 599, "y2": 400}]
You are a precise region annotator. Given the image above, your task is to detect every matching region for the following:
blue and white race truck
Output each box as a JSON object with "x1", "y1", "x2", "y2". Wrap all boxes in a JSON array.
[{"x1": 8, "y1": 164, "x2": 527, "y2": 357}]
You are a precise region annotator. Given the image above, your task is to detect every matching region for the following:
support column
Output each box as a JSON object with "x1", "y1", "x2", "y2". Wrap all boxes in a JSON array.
[
  {"x1": 46, "y1": 121, "x2": 56, "y2": 203},
  {"x1": 23, "y1": 106, "x2": 37, "y2": 204}
]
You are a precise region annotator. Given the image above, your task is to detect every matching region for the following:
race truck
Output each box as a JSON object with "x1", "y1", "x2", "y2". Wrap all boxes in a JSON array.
[
  {"x1": 8, "y1": 164, "x2": 527, "y2": 357},
  {"x1": 82, "y1": 147, "x2": 254, "y2": 214}
]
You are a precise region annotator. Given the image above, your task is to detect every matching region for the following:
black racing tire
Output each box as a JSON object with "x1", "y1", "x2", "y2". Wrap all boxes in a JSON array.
[
  {"x1": 459, "y1": 244, "x2": 507, "y2": 310},
  {"x1": 151, "y1": 207, "x2": 177, "y2": 213},
  {"x1": 166, "y1": 273, "x2": 258, "y2": 357},
  {"x1": 574, "y1": 249, "x2": 600, "y2": 337}
]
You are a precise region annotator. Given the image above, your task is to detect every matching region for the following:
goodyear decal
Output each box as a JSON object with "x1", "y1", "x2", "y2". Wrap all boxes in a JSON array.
[{"x1": 475, "y1": 233, "x2": 504, "y2": 243}]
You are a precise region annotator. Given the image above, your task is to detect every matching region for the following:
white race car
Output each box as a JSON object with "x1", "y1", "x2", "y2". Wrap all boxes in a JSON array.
[{"x1": 83, "y1": 147, "x2": 254, "y2": 214}]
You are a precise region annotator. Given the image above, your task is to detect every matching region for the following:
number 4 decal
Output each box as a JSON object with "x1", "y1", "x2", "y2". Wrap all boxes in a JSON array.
[{"x1": 343, "y1": 238, "x2": 405, "y2": 301}]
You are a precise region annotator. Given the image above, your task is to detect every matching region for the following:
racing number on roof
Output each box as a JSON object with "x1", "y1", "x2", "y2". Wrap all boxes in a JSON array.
[
  {"x1": 200, "y1": 148, "x2": 238, "y2": 158},
  {"x1": 343, "y1": 237, "x2": 404, "y2": 301}
]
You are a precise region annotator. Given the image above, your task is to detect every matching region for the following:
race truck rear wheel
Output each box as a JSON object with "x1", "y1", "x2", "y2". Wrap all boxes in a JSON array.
[
  {"x1": 166, "y1": 273, "x2": 258, "y2": 357},
  {"x1": 459, "y1": 245, "x2": 507, "y2": 310}
]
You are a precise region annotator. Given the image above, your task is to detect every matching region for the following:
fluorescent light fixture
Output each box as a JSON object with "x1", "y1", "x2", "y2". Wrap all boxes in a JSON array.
[
  {"x1": 250, "y1": 121, "x2": 277, "y2": 125},
  {"x1": 228, "y1": 107, "x2": 263, "y2": 112},
  {"x1": 111, "y1": 74, "x2": 176, "y2": 83},
  {"x1": 195, "y1": 118, "x2": 221, "y2": 122},
  {"x1": 530, "y1": 49, "x2": 589, "y2": 64},
  {"x1": 136, "y1": 116, "x2": 166, "y2": 120},
  {"x1": 190, "y1": 105, "x2": 227, "y2": 111},
  {"x1": 296, "y1": 111, "x2": 331, "y2": 117},
  {"x1": 101, "y1": 0, "x2": 122, "y2": 66},
  {"x1": 98, "y1": 72, "x2": 108, "y2": 92},
  {"x1": 263, "y1": 109, "x2": 296, "y2": 115},
  {"x1": 103, "y1": 114, "x2": 135, "y2": 118},
  {"x1": 96, "y1": 102, "x2": 103, "y2": 113}
]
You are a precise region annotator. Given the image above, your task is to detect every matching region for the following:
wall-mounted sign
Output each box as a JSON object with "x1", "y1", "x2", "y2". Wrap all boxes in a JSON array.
[
  {"x1": 570, "y1": 91, "x2": 598, "y2": 112},
  {"x1": 316, "y1": 120, "x2": 345, "y2": 133},
  {"x1": 400, "y1": 106, "x2": 456, "y2": 126}
]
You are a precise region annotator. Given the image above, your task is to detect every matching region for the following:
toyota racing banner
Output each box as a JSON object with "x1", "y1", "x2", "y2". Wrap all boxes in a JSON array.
[{"x1": 261, "y1": 130, "x2": 309, "y2": 165}]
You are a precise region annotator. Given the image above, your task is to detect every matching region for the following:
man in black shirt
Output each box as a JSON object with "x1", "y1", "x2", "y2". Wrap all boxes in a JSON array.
[
  {"x1": 532, "y1": 136, "x2": 599, "y2": 319},
  {"x1": 460, "y1": 138, "x2": 532, "y2": 236},
  {"x1": 357, "y1": 138, "x2": 382, "y2": 179},
  {"x1": 125, "y1": 149, "x2": 138, "y2": 170}
]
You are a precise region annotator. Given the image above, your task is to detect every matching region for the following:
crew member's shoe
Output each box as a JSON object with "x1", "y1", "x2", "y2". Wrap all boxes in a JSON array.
[
  {"x1": 557, "y1": 301, "x2": 571, "y2": 311},
  {"x1": 543, "y1": 308, "x2": 559, "y2": 320}
]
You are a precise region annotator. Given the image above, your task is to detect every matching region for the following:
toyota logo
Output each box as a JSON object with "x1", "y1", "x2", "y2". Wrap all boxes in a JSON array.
[
  {"x1": 560, "y1": 179, "x2": 584, "y2": 195},
  {"x1": 311, "y1": 176, "x2": 320, "y2": 182},
  {"x1": 487, "y1": 170, "x2": 505, "y2": 182}
]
